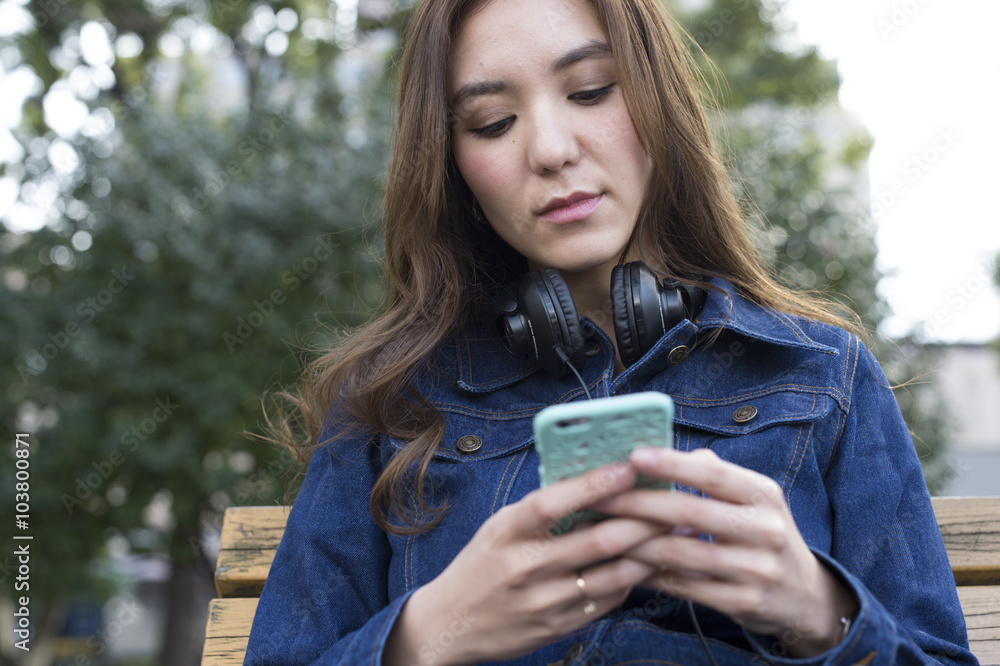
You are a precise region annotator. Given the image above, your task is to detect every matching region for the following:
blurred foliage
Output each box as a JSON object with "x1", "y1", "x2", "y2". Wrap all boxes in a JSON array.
[
  {"x1": 671, "y1": 0, "x2": 952, "y2": 492},
  {"x1": 0, "y1": 0, "x2": 400, "y2": 660},
  {"x1": 0, "y1": 0, "x2": 960, "y2": 660}
]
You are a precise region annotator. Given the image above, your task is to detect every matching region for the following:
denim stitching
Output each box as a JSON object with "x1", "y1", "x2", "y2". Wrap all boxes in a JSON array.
[
  {"x1": 781, "y1": 422, "x2": 805, "y2": 496},
  {"x1": 789, "y1": 408, "x2": 816, "y2": 495},
  {"x1": 497, "y1": 449, "x2": 529, "y2": 509},
  {"x1": 785, "y1": 396, "x2": 816, "y2": 492},
  {"x1": 669, "y1": 383, "x2": 845, "y2": 407},
  {"x1": 456, "y1": 331, "x2": 538, "y2": 390},
  {"x1": 826, "y1": 335, "x2": 861, "y2": 475},
  {"x1": 845, "y1": 334, "x2": 861, "y2": 412},
  {"x1": 673, "y1": 397, "x2": 830, "y2": 436},
  {"x1": 771, "y1": 308, "x2": 813, "y2": 345},
  {"x1": 785, "y1": 419, "x2": 815, "y2": 502},
  {"x1": 825, "y1": 398, "x2": 849, "y2": 478},
  {"x1": 491, "y1": 453, "x2": 518, "y2": 515}
]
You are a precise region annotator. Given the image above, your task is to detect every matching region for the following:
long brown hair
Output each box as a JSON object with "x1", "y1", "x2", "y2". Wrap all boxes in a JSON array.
[{"x1": 269, "y1": 0, "x2": 859, "y2": 534}]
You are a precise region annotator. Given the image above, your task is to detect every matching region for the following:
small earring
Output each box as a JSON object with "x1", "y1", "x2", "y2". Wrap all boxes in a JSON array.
[{"x1": 472, "y1": 201, "x2": 485, "y2": 224}]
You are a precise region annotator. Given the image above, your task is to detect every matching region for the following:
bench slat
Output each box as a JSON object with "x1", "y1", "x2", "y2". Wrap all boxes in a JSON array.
[
  {"x1": 201, "y1": 589, "x2": 1000, "y2": 666},
  {"x1": 207, "y1": 499, "x2": 1000, "y2": 666},
  {"x1": 958, "y1": 586, "x2": 1000, "y2": 666},
  {"x1": 215, "y1": 506, "x2": 288, "y2": 597},
  {"x1": 931, "y1": 497, "x2": 1000, "y2": 586},
  {"x1": 216, "y1": 499, "x2": 1000, "y2": 599},
  {"x1": 202, "y1": 598, "x2": 258, "y2": 666}
]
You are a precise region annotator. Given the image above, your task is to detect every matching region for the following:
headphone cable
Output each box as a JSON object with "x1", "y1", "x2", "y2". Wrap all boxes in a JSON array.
[
  {"x1": 557, "y1": 343, "x2": 717, "y2": 665},
  {"x1": 554, "y1": 346, "x2": 593, "y2": 400},
  {"x1": 688, "y1": 599, "x2": 720, "y2": 666}
]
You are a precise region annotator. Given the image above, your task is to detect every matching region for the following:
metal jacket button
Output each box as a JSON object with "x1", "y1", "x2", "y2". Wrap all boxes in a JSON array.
[
  {"x1": 667, "y1": 345, "x2": 690, "y2": 366},
  {"x1": 733, "y1": 405, "x2": 758, "y2": 423},
  {"x1": 455, "y1": 435, "x2": 483, "y2": 454}
]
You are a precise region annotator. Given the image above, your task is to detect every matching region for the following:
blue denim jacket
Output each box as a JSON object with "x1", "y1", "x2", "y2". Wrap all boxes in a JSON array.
[{"x1": 244, "y1": 279, "x2": 976, "y2": 665}]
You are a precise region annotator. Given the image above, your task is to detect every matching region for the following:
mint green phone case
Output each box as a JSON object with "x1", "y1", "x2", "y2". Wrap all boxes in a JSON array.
[{"x1": 533, "y1": 392, "x2": 674, "y2": 533}]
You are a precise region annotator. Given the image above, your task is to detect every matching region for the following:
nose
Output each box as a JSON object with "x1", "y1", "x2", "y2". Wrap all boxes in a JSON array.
[{"x1": 526, "y1": 103, "x2": 581, "y2": 175}]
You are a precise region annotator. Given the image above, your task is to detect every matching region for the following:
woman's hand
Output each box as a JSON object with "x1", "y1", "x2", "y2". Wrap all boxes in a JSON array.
[
  {"x1": 384, "y1": 462, "x2": 668, "y2": 666},
  {"x1": 593, "y1": 447, "x2": 859, "y2": 658}
]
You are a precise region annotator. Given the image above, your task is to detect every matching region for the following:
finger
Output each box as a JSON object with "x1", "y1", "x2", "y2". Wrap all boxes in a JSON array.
[
  {"x1": 576, "y1": 550, "x2": 659, "y2": 598},
  {"x1": 624, "y1": 535, "x2": 774, "y2": 584},
  {"x1": 642, "y1": 568, "x2": 779, "y2": 632},
  {"x1": 549, "y1": 563, "x2": 651, "y2": 626},
  {"x1": 516, "y1": 462, "x2": 637, "y2": 534},
  {"x1": 531, "y1": 516, "x2": 669, "y2": 575},
  {"x1": 629, "y1": 447, "x2": 785, "y2": 508},
  {"x1": 591, "y1": 487, "x2": 786, "y2": 546}
]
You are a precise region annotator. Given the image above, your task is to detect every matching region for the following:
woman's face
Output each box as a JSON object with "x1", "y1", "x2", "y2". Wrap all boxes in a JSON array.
[{"x1": 449, "y1": 0, "x2": 653, "y2": 280}]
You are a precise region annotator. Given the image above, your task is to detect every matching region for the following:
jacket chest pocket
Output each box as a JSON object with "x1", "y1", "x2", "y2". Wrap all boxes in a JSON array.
[
  {"x1": 672, "y1": 389, "x2": 834, "y2": 499},
  {"x1": 381, "y1": 410, "x2": 540, "y2": 516},
  {"x1": 381, "y1": 412, "x2": 540, "y2": 592}
]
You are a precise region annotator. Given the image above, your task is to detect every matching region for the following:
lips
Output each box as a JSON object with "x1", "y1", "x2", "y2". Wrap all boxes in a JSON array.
[{"x1": 538, "y1": 192, "x2": 604, "y2": 223}]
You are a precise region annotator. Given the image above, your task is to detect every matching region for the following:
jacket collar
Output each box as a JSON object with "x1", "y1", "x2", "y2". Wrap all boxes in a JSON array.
[{"x1": 455, "y1": 277, "x2": 838, "y2": 393}]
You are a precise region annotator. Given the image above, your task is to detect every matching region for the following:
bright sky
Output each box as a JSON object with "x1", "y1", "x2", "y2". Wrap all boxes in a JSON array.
[
  {"x1": 2, "y1": 0, "x2": 999, "y2": 343},
  {"x1": 780, "y1": 0, "x2": 1000, "y2": 343}
]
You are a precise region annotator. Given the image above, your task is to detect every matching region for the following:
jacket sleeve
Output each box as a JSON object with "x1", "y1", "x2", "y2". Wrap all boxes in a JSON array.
[
  {"x1": 743, "y1": 339, "x2": 978, "y2": 665},
  {"x1": 243, "y1": 422, "x2": 409, "y2": 665}
]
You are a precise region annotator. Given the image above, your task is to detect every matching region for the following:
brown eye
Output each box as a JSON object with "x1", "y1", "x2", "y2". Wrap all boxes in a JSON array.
[
  {"x1": 570, "y1": 83, "x2": 616, "y2": 105},
  {"x1": 470, "y1": 117, "x2": 515, "y2": 139}
]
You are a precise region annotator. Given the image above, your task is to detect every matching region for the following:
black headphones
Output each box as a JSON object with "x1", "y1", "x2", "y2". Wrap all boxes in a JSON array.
[{"x1": 482, "y1": 262, "x2": 706, "y2": 377}]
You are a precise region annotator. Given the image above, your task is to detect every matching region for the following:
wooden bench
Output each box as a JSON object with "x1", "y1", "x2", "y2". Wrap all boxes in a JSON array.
[{"x1": 202, "y1": 497, "x2": 1000, "y2": 665}]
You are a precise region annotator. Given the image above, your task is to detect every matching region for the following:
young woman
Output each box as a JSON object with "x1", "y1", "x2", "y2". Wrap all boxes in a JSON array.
[{"x1": 244, "y1": 0, "x2": 976, "y2": 664}]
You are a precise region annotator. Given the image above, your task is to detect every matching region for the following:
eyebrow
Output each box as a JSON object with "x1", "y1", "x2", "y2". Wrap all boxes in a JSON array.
[{"x1": 450, "y1": 39, "x2": 613, "y2": 109}]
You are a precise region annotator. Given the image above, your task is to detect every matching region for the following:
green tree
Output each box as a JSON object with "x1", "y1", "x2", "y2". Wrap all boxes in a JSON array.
[{"x1": 1, "y1": 1, "x2": 401, "y2": 661}]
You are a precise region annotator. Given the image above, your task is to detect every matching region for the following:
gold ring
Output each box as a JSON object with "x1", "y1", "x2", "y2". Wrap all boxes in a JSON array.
[{"x1": 576, "y1": 574, "x2": 597, "y2": 615}]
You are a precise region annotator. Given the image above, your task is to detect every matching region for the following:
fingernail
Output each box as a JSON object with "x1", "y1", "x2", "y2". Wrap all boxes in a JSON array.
[{"x1": 631, "y1": 448, "x2": 657, "y2": 465}]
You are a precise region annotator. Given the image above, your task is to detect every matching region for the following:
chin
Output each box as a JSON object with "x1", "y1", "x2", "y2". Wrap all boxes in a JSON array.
[{"x1": 538, "y1": 254, "x2": 621, "y2": 277}]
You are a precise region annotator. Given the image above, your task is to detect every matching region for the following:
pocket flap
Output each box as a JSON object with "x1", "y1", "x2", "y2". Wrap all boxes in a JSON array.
[{"x1": 673, "y1": 389, "x2": 833, "y2": 436}]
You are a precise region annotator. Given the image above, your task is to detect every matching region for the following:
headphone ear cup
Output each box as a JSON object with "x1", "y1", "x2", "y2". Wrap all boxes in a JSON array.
[
  {"x1": 614, "y1": 262, "x2": 667, "y2": 367},
  {"x1": 519, "y1": 269, "x2": 586, "y2": 377},
  {"x1": 610, "y1": 264, "x2": 639, "y2": 367}
]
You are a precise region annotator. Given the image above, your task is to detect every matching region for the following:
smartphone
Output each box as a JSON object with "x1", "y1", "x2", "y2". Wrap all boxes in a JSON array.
[{"x1": 533, "y1": 391, "x2": 674, "y2": 533}]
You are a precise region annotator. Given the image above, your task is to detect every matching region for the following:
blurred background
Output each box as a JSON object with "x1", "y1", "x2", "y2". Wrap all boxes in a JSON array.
[{"x1": 0, "y1": 0, "x2": 997, "y2": 663}]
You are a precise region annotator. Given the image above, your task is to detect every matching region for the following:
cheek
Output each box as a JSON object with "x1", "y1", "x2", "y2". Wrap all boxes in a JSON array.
[
  {"x1": 608, "y1": 109, "x2": 650, "y2": 177},
  {"x1": 454, "y1": 142, "x2": 515, "y2": 208}
]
